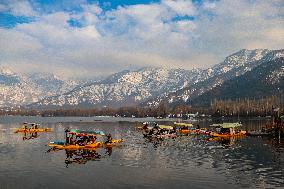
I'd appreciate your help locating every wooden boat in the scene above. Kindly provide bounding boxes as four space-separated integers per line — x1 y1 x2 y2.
48 129 122 150
49 139 123 150
174 122 194 127
14 122 52 133
174 122 196 134
209 122 246 138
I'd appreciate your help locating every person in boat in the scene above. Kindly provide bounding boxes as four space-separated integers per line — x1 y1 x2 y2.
142 123 148 130
169 126 176 134
152 123 160 135
181 126 187 130
142 124 149 136
153 123 159 130
76 136 85 146
105 134 113 144
148 128 154 136
68 136 74 145
153 128 160 136
220 127 230 134
83 136 89 145
85 136 93 145
65 128 70 144
88 135 96 144
68 133 75 145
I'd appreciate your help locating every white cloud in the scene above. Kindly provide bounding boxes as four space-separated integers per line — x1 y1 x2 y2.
82 3 102 15
0 0 283 79
162 0 195 16
7 1 37 17
0 4 8 12
174 20 196 33
0 28 42 57
202 2 216 9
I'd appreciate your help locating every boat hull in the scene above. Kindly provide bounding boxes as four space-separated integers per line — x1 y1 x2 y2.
210 131 246 138
15 128 52 133
48 139 123 150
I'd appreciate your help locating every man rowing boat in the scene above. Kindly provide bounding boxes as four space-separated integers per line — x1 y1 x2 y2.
105 134 113 144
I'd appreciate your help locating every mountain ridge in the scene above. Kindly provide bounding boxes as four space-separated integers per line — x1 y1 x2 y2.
1 48 283 109
0 67 78 108
141 49 284 107
27 67 204 109
190 57 284 106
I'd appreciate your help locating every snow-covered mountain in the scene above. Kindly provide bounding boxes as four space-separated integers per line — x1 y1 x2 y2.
28 73 77 97
28 67 206 109
191 57 284 106
3 48 283 109
0 67 77 108
142 49 284 107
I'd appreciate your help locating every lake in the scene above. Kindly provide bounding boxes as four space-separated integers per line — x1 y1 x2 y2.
0 116 283 189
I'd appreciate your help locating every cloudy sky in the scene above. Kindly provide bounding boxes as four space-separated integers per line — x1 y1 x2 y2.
0 0 283 78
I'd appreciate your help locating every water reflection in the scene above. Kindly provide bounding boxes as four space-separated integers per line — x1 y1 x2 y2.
205 136 284 188
0 118 283 189
22 132 39 140
211 137 236 147
105 146 113 156
64 149 102 167
47 147 114 168
131 124 284 188
207 136 245 148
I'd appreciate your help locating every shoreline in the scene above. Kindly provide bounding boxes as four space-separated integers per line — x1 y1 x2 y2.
0 115 272 124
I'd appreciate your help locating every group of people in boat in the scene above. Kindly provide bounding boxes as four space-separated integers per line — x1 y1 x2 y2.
141 121 247 138
65 129 113 146
142 123 176 137
262 116 284 136
23 123 39 130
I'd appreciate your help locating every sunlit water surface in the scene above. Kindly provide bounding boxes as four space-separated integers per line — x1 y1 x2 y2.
0 116 283 189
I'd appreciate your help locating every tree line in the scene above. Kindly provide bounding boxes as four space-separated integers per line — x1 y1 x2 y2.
0 104 209 117
211 94 284 117
1 94 283 117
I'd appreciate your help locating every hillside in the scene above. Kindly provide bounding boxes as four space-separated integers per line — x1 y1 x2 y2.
142 49 284 107
190 57 284 106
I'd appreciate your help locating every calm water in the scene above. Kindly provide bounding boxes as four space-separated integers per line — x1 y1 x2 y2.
0 116 283 189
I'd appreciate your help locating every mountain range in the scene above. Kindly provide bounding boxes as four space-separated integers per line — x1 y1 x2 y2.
142 49 284 107
0 67 77 108
1 48 283 109
190 57 284 106
28 68 205 109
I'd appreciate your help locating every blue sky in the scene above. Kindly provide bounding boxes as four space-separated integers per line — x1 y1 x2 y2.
0 0 283 78
0 0 200 28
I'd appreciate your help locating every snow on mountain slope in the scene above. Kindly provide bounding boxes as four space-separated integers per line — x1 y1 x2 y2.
191 57 284 106
30 68 205 108
142 49 284 107
0 67 77 108
3 48 283 109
